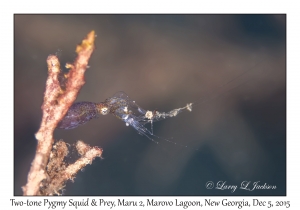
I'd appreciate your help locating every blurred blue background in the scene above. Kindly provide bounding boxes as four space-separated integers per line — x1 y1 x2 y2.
14 14 286 195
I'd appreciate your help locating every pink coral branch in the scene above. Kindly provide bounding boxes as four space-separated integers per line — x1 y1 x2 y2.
23 31 98 195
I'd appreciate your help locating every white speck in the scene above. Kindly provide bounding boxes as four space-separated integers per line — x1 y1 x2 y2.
145 111 154 120
187 103 193 112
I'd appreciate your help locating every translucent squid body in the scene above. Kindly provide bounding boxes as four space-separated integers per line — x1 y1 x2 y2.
57 91 192 140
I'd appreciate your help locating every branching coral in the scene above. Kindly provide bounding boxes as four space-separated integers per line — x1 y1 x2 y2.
23 31 103 195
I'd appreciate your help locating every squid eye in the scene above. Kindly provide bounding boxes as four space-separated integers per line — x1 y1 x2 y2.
101 107 109 115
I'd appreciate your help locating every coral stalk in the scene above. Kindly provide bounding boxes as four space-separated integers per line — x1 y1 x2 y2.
23 31 100 195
